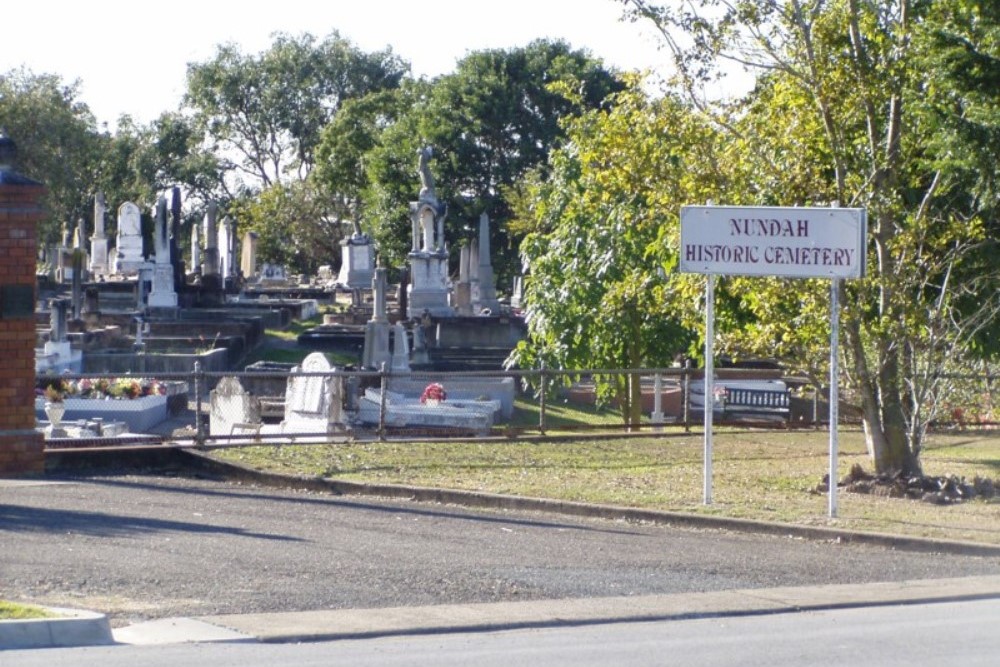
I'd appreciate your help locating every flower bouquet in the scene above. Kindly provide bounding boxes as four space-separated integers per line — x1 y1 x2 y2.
36 377 167 401
420 382 447 406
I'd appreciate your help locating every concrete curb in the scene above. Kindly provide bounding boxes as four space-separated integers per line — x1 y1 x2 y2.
179 449 1000 558
0 607 114 650
196 574 1000 644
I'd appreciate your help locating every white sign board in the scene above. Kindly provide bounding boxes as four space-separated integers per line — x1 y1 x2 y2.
680 206 866 279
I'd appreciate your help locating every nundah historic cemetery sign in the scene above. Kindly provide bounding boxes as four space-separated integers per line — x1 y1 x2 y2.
679 204 867 519
679 206 866 279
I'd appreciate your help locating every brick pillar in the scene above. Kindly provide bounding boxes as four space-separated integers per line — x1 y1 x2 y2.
0 131 45 476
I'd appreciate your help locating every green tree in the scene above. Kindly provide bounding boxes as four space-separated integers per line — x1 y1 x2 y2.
229 179 340 274
0 68 101 244
624 0 1000 475
185 31 407 188
511 83 715 423
360 40 624 281
312 87 415 244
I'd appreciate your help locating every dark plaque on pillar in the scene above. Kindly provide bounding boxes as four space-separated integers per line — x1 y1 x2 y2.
0 285 34 318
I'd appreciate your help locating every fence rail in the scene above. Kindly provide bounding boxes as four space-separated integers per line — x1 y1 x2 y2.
36 364 996 450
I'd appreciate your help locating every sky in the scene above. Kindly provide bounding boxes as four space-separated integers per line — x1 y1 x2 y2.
3 0 675 129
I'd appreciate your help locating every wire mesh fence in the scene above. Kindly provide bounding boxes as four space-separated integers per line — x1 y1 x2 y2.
36 364 997 450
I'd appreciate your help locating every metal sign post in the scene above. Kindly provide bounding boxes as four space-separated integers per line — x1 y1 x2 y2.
828 279 841 517
679 205 866 516
703 274 715 505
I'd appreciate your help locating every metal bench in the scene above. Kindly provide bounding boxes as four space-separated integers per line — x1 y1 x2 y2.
720 386 790 421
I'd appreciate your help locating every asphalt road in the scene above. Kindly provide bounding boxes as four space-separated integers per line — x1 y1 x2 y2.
7 599 1000 666
2 473 998 628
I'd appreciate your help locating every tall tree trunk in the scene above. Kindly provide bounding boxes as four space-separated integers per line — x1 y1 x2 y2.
845 311 921 476
876 343 922 476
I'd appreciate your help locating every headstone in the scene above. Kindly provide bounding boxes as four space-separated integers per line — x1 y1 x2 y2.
82 285 100 327
407 147 453 318
397 266 410 319
210 376 262 437
282 352 344 433
337 225 375 289
362 267 392 370
410 320 430 365
390 322 411 373
147 197 178 308
50 298 68 343
474 212 501 314
202 202 219 277
82 286 100 315
190 222 201 273
218 215 234 280
114 201 144 276
511 275 525 310
153 197 170 265
453 243 473 315
259 263 287 283
241 231 258 279
70 250 83 319
170 186 184 291
89 192 109 277
40 298 77 374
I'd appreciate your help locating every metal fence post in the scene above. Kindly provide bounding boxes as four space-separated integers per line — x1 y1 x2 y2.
813 383 820 430
193 361 205 447
682 359 691 432
539 362 547 435
378 363 388 441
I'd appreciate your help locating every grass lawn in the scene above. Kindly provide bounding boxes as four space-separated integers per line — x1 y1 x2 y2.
212 424 1000 546
0 600 54 620
240 311 358 368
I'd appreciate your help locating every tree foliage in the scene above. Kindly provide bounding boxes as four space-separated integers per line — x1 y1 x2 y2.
623 0 1000 474
185 31 407 189
354 40 624 280
0 68 101 244
511 82 717 422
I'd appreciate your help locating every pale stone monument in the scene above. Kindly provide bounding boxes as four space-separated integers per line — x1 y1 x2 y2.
452 243 473 315
337 219 375 289
259 262 287 283
89 192 109 278
114 201 144 276
390 322 411 373
202 202 219 278
511 275 525 310
190 222 201 274
147 196 178 308
218 215 234 280
362 266 392 370
281 352 344 433
473 212 501 314
63 219 88 284
407 147 453 318
241 231 258 279
210 377 262 437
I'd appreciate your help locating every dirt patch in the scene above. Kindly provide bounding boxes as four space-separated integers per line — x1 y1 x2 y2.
817 463 997 504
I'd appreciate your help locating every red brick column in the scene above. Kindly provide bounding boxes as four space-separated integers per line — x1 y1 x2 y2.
0 134 46 476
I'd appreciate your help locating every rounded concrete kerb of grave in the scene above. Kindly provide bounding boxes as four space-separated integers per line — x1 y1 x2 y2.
0 607 115 650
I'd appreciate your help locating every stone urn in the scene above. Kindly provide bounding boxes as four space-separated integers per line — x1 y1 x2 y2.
44 401 66 429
